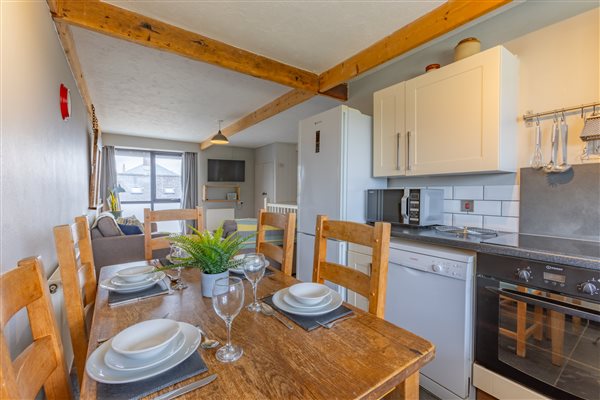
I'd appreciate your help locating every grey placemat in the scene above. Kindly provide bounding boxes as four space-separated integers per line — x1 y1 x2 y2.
96 351 208 400
263 295 353 331
108 279 170 306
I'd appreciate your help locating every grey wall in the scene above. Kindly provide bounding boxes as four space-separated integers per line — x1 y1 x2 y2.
102 133 255 218
346 1 598 188
1 2 89 357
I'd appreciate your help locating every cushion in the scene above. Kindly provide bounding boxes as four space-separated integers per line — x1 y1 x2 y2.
118 223 143 235
117 215 144 231
90 227 103 239
95 213 123 237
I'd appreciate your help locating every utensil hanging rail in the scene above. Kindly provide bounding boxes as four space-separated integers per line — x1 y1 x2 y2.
523 101 600 122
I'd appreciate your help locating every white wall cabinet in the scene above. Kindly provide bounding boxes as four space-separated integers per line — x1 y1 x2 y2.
373 46 519 177
373 82 406 177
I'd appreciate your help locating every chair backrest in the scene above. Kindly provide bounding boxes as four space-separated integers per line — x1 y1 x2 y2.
144 207 204 260
312 215 391 318
0 257 72 400
256 209 296 276
53 215 97 386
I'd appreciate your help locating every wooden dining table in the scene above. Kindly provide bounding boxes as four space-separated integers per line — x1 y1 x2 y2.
82 264 435 399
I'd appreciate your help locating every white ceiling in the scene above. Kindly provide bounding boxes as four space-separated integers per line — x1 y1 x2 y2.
72 26 290 143
105 0 443 73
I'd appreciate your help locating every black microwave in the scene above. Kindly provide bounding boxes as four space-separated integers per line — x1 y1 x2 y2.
366 188 444 227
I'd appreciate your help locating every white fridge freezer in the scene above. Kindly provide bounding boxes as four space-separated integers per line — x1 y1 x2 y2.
296 105 386 283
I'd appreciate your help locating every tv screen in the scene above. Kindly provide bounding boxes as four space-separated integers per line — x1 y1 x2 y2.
207 159 245 182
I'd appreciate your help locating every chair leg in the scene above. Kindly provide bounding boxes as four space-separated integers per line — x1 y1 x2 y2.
533 306 544 341
516 299 527 357
550 308 565 366
394 372 420 400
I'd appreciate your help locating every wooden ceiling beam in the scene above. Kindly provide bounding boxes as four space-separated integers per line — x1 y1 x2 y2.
200 89 316 150
319 0 513 92
52 0 320 93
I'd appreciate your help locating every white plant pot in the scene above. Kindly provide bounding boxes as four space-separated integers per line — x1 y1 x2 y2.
201 270 229 298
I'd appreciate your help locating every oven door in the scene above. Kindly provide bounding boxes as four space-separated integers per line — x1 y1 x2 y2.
476 275 600 400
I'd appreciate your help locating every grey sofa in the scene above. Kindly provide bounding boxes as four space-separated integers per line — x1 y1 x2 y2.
90 214 169 273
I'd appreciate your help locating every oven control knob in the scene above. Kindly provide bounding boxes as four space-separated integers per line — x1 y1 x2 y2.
517 269 531 282
579 282 598 295
431 264 443 273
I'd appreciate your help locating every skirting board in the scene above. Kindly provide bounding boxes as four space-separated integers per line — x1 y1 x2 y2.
472 364 549 400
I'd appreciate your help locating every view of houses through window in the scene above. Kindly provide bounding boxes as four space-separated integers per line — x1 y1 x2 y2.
115 148 183 232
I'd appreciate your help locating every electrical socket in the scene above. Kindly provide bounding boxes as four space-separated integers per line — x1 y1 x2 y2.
461 200 474 212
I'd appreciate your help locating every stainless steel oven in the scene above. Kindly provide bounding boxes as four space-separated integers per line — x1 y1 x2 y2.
476 253 600 400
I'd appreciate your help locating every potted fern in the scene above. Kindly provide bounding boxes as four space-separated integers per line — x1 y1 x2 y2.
167 225 251 297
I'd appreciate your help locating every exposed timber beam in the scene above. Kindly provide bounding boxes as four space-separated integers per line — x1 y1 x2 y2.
319 0 513 92
200 89 316 150
52 0 320 93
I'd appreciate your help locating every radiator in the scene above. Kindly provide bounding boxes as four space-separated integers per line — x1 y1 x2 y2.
48 266 75 369
205 208 235 231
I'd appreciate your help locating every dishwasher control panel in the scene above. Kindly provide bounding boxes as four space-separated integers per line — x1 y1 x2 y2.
389 247 470 280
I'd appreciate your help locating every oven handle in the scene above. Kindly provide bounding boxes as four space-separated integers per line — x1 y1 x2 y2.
486 287 600 323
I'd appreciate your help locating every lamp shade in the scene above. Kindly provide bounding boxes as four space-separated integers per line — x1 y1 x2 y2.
210 130 229 144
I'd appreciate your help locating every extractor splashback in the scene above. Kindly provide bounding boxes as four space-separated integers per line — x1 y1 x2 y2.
520 164 600 241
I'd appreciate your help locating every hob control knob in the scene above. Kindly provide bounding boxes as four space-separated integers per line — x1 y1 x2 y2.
432 264 443 273
579 282 598 295
517 269 531 282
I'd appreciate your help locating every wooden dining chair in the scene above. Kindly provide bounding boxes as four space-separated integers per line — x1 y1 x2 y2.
0 257 73 400
144 207 204 260
53 215 97 387
312 215 391 318
256 209 296 276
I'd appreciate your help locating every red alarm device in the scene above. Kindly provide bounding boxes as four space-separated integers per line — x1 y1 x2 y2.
60 83 71 120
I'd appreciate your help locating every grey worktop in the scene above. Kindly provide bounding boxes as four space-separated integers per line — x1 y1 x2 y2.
390 227 600 271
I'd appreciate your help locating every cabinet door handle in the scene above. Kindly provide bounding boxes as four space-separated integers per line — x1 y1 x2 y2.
406 131 411 171
396 132 401 170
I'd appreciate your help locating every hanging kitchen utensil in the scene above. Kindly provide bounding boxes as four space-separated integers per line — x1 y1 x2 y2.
530 118 543 169
544 117 559 173
553 113 571 172
580 106 600 158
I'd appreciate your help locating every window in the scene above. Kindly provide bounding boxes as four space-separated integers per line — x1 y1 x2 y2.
115 149 183 232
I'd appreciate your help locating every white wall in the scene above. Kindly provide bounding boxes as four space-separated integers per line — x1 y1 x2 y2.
254 142 297 215
1 1 89 359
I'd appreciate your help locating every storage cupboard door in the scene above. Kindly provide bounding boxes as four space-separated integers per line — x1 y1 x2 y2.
373 83 406 177
405 48 501 175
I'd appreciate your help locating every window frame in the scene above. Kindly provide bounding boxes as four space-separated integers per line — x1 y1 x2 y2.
115 148 183 209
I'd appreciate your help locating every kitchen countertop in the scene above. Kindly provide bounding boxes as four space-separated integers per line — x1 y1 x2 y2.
389 227 600 271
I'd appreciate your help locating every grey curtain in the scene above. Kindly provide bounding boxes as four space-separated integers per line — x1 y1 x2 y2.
180 152 198 232
99 146 117 211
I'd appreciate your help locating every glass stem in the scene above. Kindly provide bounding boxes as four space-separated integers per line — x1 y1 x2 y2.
252 283 258 305
226 319 232 348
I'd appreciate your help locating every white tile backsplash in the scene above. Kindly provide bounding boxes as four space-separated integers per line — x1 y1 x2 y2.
454 186 484 200
502 201 520 217
484 216 519 233
453 214 483 228
428 184 519 232
484 185 520 201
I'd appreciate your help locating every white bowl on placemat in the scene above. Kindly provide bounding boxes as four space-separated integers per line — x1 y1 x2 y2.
100 272 165 294
288 283 330 305
283 292 332 310
86 322 201 384
111 319 181 360
116 265 155 283
273 287 343 316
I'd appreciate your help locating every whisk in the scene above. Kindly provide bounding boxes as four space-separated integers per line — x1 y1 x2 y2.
530 120 543 169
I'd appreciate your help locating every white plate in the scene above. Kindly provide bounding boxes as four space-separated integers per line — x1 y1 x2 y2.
104 331 185 372
229 260 269 274
283 292 332 310
116 265 156 282
99 272 165 293
273 287 342 316
86 322 201 384
110 272 158 287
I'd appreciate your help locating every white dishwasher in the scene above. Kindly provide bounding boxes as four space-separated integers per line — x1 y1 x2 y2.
385 240 476 400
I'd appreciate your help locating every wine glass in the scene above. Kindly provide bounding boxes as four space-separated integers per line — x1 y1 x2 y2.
168 245 188 290
242 253 266 312
212 277 245 363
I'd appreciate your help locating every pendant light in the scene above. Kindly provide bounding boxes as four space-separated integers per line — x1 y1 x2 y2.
210 120 229 145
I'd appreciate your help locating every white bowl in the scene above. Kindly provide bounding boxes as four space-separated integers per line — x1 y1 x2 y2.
116 265 155 283
111 319 181 360
288 283 330 306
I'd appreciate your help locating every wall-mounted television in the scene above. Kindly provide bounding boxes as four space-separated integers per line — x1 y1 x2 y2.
207 159 245 182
